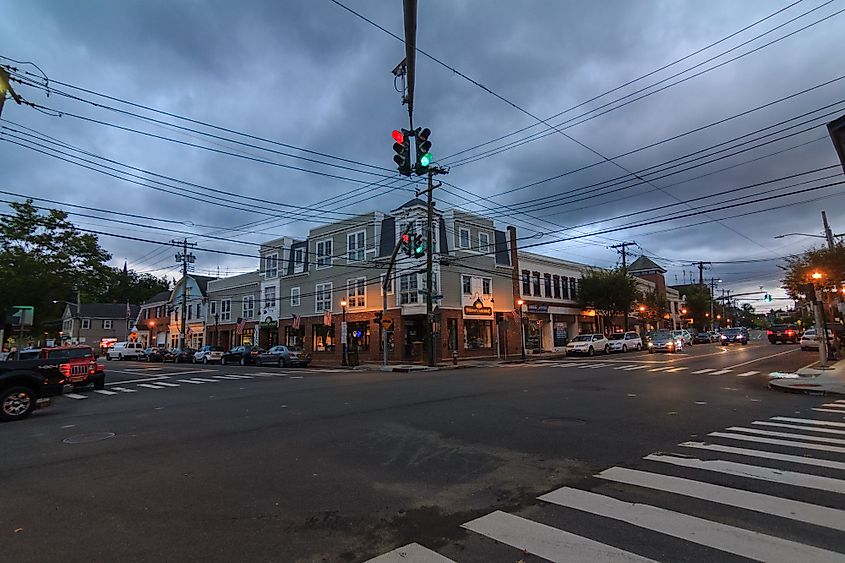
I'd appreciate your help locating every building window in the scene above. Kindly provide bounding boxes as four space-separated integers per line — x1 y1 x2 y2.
571 278 578 300
188 304 193 319
380 273 394 295
348 321 370 352
522 270 531 295
561 277 570 299
264 286 276 309
544 273 552 298
459 228 470 249
285 326 304 348
220 299 231 322
290 287 300 307
265 253 278 278
553 275 561 298
103 320 113 330
347 277 366 308
81 318 90 330
532 272 541 296
478 232 490 254
462 275 472 295
422 272 439 295
242 296 254 319
196 303 202 318
482 278 492 296
294 248 304 266
316 239 333 268
144 309 149 319
315 282 332 312
464 320 492 350
210 301 217 316
347 230 365 262
312 324 335 352
399 273 418 304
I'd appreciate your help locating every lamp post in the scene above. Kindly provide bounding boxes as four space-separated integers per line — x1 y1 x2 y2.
148 321 155 347
214 313 219 347
517 299 526 360
340 299 348 366
810 271 832 367
638 305 647 331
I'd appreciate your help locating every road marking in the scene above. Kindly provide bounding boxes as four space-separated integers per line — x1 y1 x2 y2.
771 416 845 428
188 378 220 383
666 367 688 372
622 365 648 370
290 376 304 379
647 367 671 372
725 426 845 445
177 379 206 384
680 441 845 470
106 375 169 385
462 510 657 563
710 369 732 375
214 375 245 380
692 368 715 374
722 347 799 370
735 371 759 377
819 403 845 409
578 363 606 369
613 365 637 370
539 487 844 563
137 383 166 389
64 393 88 400
753 420 845 435
219 374 253 379
597 466 845 532
93 389 118 395
109 387 137 393
155 382 180 387
365 542 456 562
161 369 218 376
812 408 845 414
646 454 845 494
707 431 845 454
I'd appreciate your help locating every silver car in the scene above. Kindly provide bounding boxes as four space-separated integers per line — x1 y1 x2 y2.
648 331 683 353
193 345 224 364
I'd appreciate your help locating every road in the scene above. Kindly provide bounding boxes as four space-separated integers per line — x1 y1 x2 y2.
3 339 843 562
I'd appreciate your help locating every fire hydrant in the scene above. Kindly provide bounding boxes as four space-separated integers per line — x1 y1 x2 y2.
452 350 458 365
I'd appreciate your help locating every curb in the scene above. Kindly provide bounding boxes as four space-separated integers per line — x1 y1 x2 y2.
767 381 843 396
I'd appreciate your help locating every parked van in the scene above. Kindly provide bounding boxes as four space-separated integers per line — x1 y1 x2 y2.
106 341 144 360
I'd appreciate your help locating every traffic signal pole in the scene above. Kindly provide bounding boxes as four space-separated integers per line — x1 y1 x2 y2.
423 166 447 367
382 224 414 366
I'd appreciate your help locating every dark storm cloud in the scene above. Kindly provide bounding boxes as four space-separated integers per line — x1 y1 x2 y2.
1 0 842 303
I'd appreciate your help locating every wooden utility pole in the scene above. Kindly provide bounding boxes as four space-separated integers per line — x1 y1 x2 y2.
424 166 447 367
611 241 636 331
172 239 196 350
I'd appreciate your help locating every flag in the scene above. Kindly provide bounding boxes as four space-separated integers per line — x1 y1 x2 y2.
323 310 332 326
235 317 246 335
291 314 301 330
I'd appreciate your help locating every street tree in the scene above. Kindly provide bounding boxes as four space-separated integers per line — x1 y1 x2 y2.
680 284 711 331
96 261 170 305
577 268 641 333
0 199 112 330
640 289 668 329
782 244 845 297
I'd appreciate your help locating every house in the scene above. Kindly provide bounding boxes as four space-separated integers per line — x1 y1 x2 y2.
167 275 216 349
205 272 261 350
135 290 172 347
61 303 140 351
628 256 683 329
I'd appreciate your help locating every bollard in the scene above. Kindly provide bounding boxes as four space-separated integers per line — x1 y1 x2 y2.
452 350 458 365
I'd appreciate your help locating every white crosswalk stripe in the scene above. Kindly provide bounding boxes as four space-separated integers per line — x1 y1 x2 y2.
137 383 165 389
155 382 180 387
109 387 137 393
214 375 246 380
539 487 845 563
819 403 845 409
707 430 845 454
188 378 220 383
647 367 671 372
613 365 638 370
462 511 657 563
691 368 715 374
177 379 205 384
219 374 254 379
680 440 845 470
735 370 759 377
752 420 845 435
812 407 845 414
725 426 845 445
622 365 648 370
710 369 732 375
93 389 118 395
665 367 687 372
64 393 87 400
771 416 845 428
365 543 455 562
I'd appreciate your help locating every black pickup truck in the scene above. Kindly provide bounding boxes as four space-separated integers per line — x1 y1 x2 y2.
0 359 71 422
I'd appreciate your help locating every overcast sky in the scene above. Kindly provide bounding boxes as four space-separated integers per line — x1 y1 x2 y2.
2 0 843 311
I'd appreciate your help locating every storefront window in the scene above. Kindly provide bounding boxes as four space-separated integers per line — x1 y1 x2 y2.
553 321 568 347
241 328 254 346
313 323 335 352
464 320 492 350
285 326 304 348
347 321 370 351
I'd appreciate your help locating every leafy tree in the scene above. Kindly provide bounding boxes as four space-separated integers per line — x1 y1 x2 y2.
641 289 669 328
679 284 712 331
96 262 170 304
782 244 845 297
0 200 112 330
577 268 641 333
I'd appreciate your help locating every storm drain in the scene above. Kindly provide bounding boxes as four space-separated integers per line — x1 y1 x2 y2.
62 432 115 444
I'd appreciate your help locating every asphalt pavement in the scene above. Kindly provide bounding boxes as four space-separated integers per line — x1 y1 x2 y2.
2 340 842 562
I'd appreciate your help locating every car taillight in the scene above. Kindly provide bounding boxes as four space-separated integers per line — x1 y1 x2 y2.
767 330 773 335
786 330 794 335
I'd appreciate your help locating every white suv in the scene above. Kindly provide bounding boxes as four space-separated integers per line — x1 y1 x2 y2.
565 334 610 356
608 331 643 353
193 345 225 364
106 341 144 360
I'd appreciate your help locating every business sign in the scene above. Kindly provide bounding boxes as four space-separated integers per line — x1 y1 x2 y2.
464 298 492 317
259 320 278 329
527 304 549 313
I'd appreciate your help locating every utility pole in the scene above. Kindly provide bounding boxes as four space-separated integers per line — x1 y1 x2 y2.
424 166 447 367
75 287 81 344
172 239 196 350
610 241 636 330
382 224 414 366
708 278 720 331
694 261 711 286
822 211 836 250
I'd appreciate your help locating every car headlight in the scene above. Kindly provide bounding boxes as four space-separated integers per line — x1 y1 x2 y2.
647 342 653 347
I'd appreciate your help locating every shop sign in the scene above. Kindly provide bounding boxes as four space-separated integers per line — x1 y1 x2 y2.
259 320 278 329
464 298 492 316
527 304 549 313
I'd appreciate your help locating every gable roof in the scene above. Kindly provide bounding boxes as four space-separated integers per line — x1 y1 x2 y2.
144 291 172 304
628 255 666 274
394 198 427 211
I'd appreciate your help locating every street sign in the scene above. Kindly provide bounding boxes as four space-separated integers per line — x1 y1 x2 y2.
380 318 394 331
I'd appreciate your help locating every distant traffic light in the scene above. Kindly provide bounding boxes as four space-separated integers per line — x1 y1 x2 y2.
414 127 432 175
392 129 411 176
412 234 426 258
400 232 412 256
763 293 773 303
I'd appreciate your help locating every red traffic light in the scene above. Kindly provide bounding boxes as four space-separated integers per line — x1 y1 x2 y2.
401 233 410 243
391 130 404 144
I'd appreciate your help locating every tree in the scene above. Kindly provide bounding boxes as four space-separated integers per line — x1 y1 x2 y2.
96 262 170 304
680 284 712 331
577 268 641 333
0 200 112 331
641 289 669 328
782 244 845 298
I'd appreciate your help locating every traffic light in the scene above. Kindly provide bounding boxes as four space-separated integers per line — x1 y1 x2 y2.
414 127 432 175
400 231 412 256
763 293 773 303
392 129 411 176
412 234 426 257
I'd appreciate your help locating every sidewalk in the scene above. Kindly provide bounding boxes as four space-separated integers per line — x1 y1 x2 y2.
768 359 845 396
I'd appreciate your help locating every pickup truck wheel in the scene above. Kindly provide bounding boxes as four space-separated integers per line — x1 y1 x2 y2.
1 386 37 422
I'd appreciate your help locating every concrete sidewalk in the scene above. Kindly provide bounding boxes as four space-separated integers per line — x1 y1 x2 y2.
768 359 845 396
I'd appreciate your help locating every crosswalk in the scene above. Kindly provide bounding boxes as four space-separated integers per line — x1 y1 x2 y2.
523 361 761 377
367 406 845 562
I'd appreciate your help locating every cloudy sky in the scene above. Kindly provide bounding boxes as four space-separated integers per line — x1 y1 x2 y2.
1 0 843 311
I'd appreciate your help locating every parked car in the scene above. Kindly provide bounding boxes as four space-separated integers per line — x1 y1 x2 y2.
163 347 195 363
695 332 712 344
193 345 225 364
221 345 265 366
671 329 693 346
106 341 144 361
565 334 610 356
648 331 683 353
256 345 312 367
141 347 166 362
799 328 834 351
720 327 748 345
767 324 800 344
1 357 74 422
708 331 721 343
607 331 642 353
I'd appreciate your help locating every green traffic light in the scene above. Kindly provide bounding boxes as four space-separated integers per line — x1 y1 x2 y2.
420 152 432 167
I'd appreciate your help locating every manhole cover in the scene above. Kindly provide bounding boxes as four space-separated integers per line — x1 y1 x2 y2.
62 432 115 444
541 417 586 427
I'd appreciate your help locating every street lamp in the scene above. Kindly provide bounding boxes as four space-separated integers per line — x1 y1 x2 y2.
809 271 833 366
148 321 155 347
214 313 219 347
517 299 526 360
340 299 348 366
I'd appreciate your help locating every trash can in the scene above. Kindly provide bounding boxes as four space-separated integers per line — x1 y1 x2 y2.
347 349 359 367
